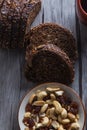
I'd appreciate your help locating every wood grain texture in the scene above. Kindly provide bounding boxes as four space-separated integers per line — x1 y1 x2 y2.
0 0 86 130
78 22 87 130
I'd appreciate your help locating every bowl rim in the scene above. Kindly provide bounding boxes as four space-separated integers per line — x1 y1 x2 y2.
78 0 87 16
18 82 86 130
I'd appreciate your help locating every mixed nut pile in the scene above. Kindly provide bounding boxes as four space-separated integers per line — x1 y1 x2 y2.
23 87 80 130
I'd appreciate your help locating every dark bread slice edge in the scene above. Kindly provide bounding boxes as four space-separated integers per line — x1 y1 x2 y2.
25 44 74 85
25 23 78 63
19 0 41 48
0 0 12 48
10 0 21 48
25 0 41 34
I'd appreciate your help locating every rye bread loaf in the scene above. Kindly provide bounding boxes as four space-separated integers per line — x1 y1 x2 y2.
0 0 41 48
25 44 74 85
25 23 78 63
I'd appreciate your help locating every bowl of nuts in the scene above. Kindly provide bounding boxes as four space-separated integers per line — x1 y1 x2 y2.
18 82 86 130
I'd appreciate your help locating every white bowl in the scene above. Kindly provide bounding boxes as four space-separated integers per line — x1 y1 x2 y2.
18 82 86 130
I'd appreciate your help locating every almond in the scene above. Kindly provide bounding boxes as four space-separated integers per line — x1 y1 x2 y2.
40 104 48 113
33 101 45 106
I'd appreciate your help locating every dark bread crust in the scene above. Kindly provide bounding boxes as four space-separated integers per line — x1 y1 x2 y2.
25 44 74 85
26 23 78 63
0 0 41 48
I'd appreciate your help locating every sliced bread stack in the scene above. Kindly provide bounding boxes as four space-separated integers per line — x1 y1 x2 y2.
0 0 41 48
25 23 78 85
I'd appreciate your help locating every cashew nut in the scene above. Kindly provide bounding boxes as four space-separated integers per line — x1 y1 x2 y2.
35 123 42 128
47 119 52 127
62 119 70 124
55 90 64 96
58 115 62 123
29 94 36 104
25 127 29 130
46 107 57 119
68 113 76 121
52 121 59 129
42 117 49 126
58 125 65 130
50 93 56 100
70 122 80 130
46 100 53 105
61 108 67 119
53 100 63 114
24 112 31 118
39 113 46 117
46 87 60 92
46 107 57 120
33 100 45 106
40 104 48 113
76 114 80 120
37 91 47 100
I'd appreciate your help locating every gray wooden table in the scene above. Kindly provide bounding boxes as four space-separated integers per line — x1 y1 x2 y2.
0 0 87 130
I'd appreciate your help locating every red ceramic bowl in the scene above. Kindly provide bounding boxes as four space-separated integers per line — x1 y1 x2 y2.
76 0 87 24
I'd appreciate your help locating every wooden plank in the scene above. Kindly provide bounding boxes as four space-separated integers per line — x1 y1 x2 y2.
61 0 79 93
61 0 76 34
31 0 43 27
43 0 62 24
79 22 87 130
0 49 21 130
19 51 36 99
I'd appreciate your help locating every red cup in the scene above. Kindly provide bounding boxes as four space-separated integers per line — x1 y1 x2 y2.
76 0 87 24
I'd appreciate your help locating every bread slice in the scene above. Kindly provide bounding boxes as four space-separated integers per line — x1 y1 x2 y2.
0 0 41 48
25 44 74 85
25 23 78 63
